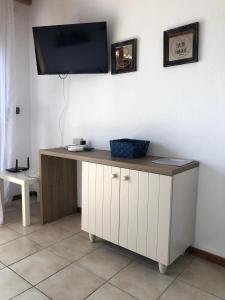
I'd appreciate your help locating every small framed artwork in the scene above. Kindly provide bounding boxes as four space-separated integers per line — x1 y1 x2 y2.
164 22 199 67
111 39 137 74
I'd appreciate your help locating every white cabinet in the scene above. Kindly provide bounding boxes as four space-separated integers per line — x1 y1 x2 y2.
82 161 198 273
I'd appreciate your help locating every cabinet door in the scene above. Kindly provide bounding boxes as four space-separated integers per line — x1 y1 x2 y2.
102 165 111 240
88 163 97 235
95 164 104 238
136 172 149 256
147 174 160 260
137 172 160 259
110 167 120 244
81 162 89 232
103 165 120 244
82 163 161 260
119 169 160 260
82 162 120 244
119 168 130 248
82 162 97 235
119 169 139 251
157 175 172 265
128 170 139 251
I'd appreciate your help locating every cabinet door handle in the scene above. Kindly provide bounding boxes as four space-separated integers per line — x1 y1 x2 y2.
122 175 130 181
111 173 118 179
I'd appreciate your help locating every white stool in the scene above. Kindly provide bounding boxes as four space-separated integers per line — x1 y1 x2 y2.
0 171 40 226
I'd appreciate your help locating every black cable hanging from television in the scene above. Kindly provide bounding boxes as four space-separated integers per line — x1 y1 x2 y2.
58 74 70 146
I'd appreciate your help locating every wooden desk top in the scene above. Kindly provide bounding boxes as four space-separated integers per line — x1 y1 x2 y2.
40 148 199 176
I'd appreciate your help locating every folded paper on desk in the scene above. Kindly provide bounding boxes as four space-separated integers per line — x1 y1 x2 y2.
152 158 194 167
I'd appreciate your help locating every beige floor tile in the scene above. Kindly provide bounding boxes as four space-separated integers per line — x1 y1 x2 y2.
78 230 90 239
168 254 195 275
48 234 104 262
30 202 41 218
0 236 42 265
37 263 105 300
27 222 79 247
0 268 31 299
0 261 5 269
5 200 39 223
13 287 50 299
78 231 106 243
56 213 81 230
87 283 136 300
5 198 41 234
8 197 39 214
11 249 70 285
5 207 39 223
110 260 174 300
4 209 22 224
179 258 225 299
77 246 132 280
105 243 139 260
7 219 42 235
137 253 194 277
0 226 21 245
159 280 221 300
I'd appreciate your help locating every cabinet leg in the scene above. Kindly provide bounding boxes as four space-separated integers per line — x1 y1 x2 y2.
89 233 96 243
36 182 40 203
21 183 30 227
158 263 167 274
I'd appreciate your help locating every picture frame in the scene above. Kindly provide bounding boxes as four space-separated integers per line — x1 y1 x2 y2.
163 22 199 67
111 39 137 75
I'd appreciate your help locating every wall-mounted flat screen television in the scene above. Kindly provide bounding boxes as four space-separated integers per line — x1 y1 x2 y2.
33 22 108 75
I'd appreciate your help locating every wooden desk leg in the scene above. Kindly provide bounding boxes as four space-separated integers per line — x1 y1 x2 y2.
21 183 30 226
36 181 40 203
40 155 77 224
0 179 4 225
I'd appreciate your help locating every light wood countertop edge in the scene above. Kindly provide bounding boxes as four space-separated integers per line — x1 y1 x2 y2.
39 148 199 176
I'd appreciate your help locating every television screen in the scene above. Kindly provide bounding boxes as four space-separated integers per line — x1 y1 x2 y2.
33 22 108 75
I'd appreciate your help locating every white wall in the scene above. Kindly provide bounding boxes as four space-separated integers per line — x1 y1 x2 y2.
28 0 225 257
14 2 31 167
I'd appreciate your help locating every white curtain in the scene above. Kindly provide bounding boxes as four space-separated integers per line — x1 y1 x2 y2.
0 0 15 224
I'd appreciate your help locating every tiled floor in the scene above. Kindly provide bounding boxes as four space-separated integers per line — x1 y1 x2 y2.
0 198 224 300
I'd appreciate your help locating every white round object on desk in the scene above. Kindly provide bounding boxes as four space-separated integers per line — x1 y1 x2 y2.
67 145 84 152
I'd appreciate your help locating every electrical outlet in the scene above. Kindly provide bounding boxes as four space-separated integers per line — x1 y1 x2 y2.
16 107 20 115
